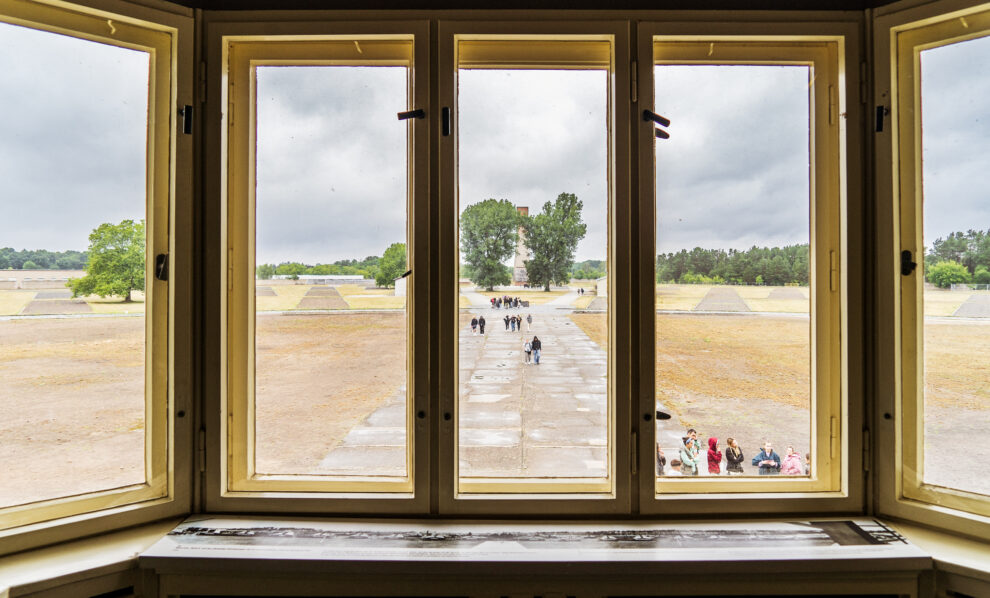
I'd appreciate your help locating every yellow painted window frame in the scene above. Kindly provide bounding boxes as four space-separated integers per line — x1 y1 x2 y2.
222 32 430 501
436 22 633 513
894 5 990 520
637 34 847 508
0 0 174 536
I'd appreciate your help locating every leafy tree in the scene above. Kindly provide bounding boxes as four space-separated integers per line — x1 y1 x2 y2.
68 220 145 302
22 260 39 270
256 264 276 279
460 198 519 291
926 260 971 289
523 193 588 291
275 262 307 276
375 242 407 288
974 265 990 285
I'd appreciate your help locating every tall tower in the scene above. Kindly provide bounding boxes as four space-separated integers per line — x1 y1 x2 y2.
512 206 529 286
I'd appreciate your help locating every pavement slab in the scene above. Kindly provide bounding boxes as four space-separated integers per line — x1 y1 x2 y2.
693 287 751 312
952 293 990 317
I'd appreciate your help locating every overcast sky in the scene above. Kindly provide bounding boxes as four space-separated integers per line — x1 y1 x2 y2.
2 23 987 263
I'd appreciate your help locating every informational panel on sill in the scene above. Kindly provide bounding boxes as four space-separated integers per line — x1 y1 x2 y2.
140 517 930 572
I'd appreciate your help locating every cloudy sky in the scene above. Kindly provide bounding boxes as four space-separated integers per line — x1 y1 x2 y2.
2 23 987 264
0 21 148 253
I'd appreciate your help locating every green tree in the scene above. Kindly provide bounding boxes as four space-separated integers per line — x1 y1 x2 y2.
926 260 972 289
22 260 39 270
375 242 407 288
256 263 276 279
68 220 145 302
973 265 990 285
460 199 519 291
523 193 588 291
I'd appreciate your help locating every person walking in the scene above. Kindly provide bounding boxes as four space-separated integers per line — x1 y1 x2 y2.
470 316 478 335
725 437 745 474
478 315 486 335
526 313 532 331
510 315 516 332
523 339 532 364
504 314 510 331
751 441 782 475
531 335 542 364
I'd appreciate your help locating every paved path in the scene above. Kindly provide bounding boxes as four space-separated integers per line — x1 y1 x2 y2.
952 293 990 317
320 288 606 478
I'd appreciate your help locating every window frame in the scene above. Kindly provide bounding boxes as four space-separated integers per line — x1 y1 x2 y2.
436 20 633 514
874 0 990 539
635 20 864 515
211 20 431 513
0 0 193 556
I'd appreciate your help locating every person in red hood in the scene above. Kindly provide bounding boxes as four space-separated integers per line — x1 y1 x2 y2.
707 437 723 475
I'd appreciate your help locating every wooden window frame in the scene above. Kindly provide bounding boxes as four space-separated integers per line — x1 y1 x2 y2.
0 0 193 556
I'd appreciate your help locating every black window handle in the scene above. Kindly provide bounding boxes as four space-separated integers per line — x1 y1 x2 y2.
643 109 671 140
397 109 425 120
901 250 917 276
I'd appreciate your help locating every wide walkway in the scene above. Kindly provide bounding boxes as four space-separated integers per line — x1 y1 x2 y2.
321 288 611 479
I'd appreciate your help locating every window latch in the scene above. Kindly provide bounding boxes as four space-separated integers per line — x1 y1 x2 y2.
643 109 671 139
397 109 425 121
179 105 193 135
155 253 169 281
442 107 451 137
400 269 412 279
901 250 917 276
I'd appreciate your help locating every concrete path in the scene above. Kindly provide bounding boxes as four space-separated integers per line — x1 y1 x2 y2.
693 287 750 312
952 293 990 317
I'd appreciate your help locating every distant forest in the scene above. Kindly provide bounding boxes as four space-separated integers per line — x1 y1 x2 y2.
0 247 87 270
657 244 810 286
256 255 381 280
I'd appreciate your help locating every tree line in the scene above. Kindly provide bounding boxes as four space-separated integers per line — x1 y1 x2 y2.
924 229 990 288
656 244 810 286
0 247 88 270
256 242 407 289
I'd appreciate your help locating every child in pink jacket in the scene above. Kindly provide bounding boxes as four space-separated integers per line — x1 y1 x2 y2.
780 445 804 475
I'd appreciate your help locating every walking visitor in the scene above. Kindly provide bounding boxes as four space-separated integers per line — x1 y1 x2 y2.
531 335 542 364
504 315 510 330
523 339 532 364
470 316 478 335
478 315 486 335
526 313 532 331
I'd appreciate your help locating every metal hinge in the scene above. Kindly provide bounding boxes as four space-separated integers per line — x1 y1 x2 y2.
862 428 871 473
829 250 838 292
197 428 206 473
630 60 638 103
631 431 638 475
830 416 839 460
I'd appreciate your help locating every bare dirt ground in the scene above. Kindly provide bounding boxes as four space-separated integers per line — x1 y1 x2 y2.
1 305 987 506
0 317 145 508
254 312 406 474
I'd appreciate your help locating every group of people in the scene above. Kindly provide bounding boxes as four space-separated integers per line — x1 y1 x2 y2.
657 429 810 477
504 313 532 332
491 295 523 309
522 336 542 364
469 315 487 335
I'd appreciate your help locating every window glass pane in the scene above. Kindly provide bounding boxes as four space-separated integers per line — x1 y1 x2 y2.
457 63 609 485
919 34 990 497
0 22 149 507
253 65 409 478
654 64 812 479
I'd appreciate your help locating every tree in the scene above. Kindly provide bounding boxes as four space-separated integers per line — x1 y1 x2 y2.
974 265 990 285
256 264 276 279
22 260 39 270
926 260 971 289
460 199 519 291
375 242 407 288
68 220 145 302
523 192 588 291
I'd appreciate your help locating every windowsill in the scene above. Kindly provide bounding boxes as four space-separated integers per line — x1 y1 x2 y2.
2 516 988 594
0 517 180 596
887 519 990 583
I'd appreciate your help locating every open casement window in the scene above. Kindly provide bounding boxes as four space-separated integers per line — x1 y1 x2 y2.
894 6 990 523
640 38 845 501
223 33 429 502
0 0 177 543
437 25 632 510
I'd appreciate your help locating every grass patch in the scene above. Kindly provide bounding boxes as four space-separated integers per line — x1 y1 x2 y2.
925 321 990 410
0 291 36 316
86 295 146 314
257 285 308 311
924 289 970 316
745 298 809 313
574 295 596 309
342 295 406 309
336 284 391 296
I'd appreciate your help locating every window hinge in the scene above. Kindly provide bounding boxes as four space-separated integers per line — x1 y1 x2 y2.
197 428 206 473
631 431 638 475
860 61 868 104
830 416 839 460
630 60 638 103
829 250 838 292
862 428 871 473
828 84 837 126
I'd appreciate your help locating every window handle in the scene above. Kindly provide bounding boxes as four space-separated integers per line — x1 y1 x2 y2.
442 107 451 137
179 105 193 135
155 253 169 281
901 250 917 276
643 109 671 139
397 109 425 121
